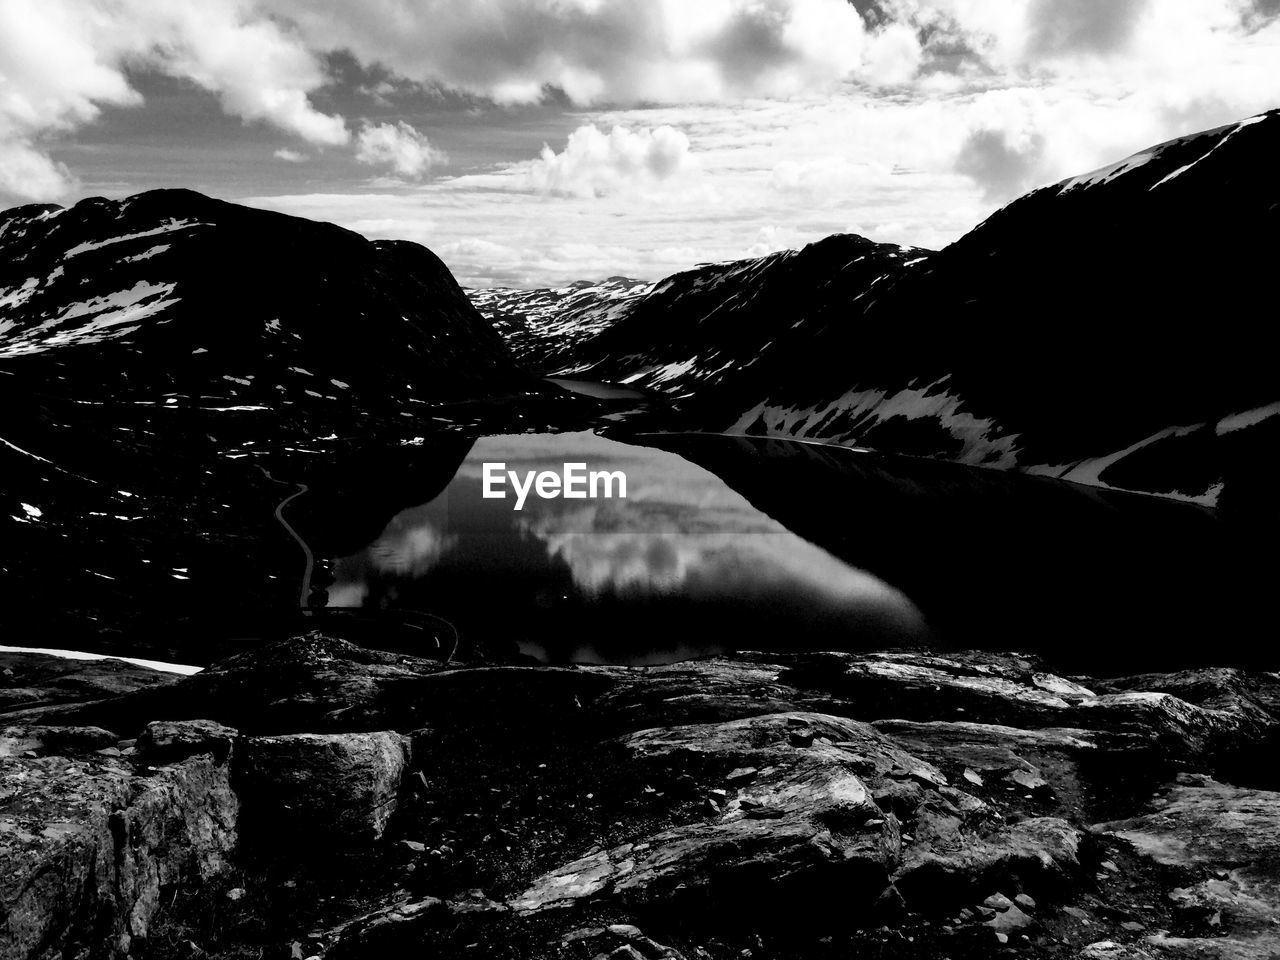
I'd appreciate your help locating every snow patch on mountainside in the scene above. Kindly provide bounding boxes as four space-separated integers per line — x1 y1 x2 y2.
64 219 207 258
470 276 651 368
1056 113 1269 194
729 379 1023 468
0 281 179 357
1151 115 1267 189
1216 400 1280 435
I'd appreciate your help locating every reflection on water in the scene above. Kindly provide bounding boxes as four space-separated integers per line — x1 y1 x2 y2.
326 432 926 664
321 429 1274 670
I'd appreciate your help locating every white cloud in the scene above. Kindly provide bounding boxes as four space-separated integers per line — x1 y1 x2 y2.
355 121 444 179
526 124 693 198
0 0 346 203
273 148 307 162
262 0 913 104
0 141 76 202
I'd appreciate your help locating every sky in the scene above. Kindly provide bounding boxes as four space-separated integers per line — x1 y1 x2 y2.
2 0 1279 288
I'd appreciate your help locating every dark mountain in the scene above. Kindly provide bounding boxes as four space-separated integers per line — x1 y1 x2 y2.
0 190 560 660
468 275 651 370
538 110 1280 513
0 188 519 413
554 236 925 399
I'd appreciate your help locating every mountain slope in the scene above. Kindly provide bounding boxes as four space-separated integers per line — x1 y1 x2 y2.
557 234 927 397
538 110 1280 512
0 190 539 658
0 189 521 417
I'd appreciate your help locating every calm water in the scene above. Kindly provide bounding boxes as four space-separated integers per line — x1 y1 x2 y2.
314 430 1273 669
322 432 925 664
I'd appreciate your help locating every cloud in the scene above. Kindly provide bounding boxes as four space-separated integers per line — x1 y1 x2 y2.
0 0 346 203
1025 0 1152 58
262 0 915 104
526 124 693 198
355 121 444 179
273 148 307 162
0 142 76 202
954 127 1047 201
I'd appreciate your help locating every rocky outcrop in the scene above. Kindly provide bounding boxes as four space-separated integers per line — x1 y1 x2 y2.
1094 776 1280 959
0 651 178 715
512 713 922 919
3 638 1279 959
0 727 238 957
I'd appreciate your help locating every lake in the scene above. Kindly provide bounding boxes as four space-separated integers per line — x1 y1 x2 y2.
314 429 1273 670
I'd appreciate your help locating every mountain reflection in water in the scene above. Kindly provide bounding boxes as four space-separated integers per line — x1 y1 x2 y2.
324 431 926 664
320 430 1273 670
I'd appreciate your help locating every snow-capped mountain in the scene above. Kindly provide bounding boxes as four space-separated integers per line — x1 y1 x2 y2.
468 276 651 370
0 189 521 416
552 236 927 397
532 110 1280 513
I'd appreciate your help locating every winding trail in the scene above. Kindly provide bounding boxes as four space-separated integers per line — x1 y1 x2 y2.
256 466 313 609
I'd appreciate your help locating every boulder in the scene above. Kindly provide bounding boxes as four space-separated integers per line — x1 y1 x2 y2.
236 730 410 848
0 750 237 958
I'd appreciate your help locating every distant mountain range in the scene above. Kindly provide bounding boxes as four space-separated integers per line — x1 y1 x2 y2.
472 109 1280 513
469 276 651 371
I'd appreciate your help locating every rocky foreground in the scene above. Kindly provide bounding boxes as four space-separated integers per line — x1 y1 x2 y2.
3 638 1279 960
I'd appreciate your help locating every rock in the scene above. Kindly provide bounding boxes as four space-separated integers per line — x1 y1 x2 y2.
726 766 758 785
1079 942 1155 960
137 719 237 765
236 730 410 847
510 713 916 919
985 891 1015 911
0 749 237 958
1032 674 1097 700
1094 777 1280 959
0 724 119 757
1075 691 1272 761
895 817 1084 910
607 923 645 939
982 892 1034 934
873 718 1122 814
227 887 246 901
1007 768 1052 796
780 652 1081 728
0 651 179 716
1015 892 1037 911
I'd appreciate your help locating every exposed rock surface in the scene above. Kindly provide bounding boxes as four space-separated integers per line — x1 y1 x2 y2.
2 637 1278 960
0 651 179 714
237 730 410 846
1094 776 1280 959
0 739 238 957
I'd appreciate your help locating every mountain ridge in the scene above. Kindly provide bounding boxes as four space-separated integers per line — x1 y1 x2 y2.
474 108 1280 513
